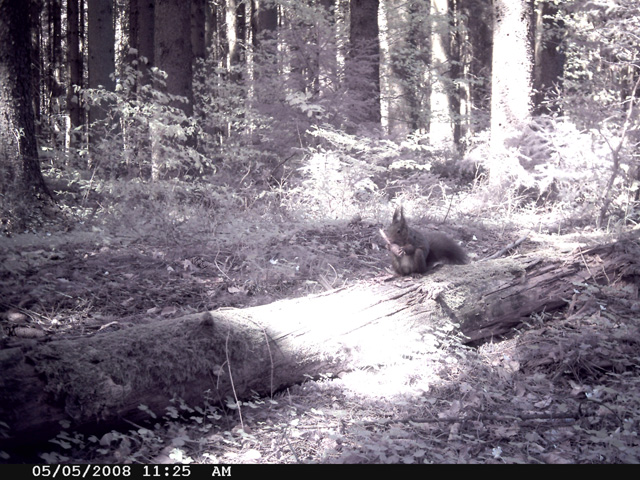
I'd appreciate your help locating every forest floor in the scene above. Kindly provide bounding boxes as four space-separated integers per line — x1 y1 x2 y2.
1 204 640 464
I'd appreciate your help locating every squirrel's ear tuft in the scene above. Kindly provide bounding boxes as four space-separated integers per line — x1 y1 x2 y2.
392 206 404 222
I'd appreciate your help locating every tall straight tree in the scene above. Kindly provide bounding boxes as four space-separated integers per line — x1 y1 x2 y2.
429 0 453 146
314 0 338 98
66 0 83 149
155 0 193 115
151 0 193 179
532 0 564 114
0 0 51 226
29 0 42 131
137 0 154 86
459 0 492 134
447 0 463 147
46 0 63 145
347 0 381 127
403 0 431 133
192 0 206 62
87 0 116 151
489 0 533 176
251 0 278 86
225 0 243 83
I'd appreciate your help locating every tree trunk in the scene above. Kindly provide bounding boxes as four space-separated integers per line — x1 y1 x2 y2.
489 0 533 181
136 0 154 84
405 0 430 133
30 0 42 134
312 0 335 98
2 234 638 455
382 0 430 135
532 0 564 114
191 0 206 61
429 0 453 146
154 0 194 110
47 0 63 147
151 0 193 179
87 0 116 157
347 0 380 127
459 0 492 134
448 0 462 147
224 0 238 74
0 0 51 228
87 0 116 114
66 0 83 149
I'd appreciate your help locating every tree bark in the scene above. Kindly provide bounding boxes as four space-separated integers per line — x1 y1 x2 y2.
66 0 83 149
151 0 193 179
86 0 116 165
429 0 453 146
136 0 154 85
2 234 638 455
191 0 206 61
459 0 492 134
347 0 380 126
489 0 534 180
87 0 116 124
532 0 564 114
0 0 51 225
46 0 63 147
154 0 194 109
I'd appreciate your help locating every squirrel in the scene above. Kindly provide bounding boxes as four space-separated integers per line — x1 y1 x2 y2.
380 207 468 276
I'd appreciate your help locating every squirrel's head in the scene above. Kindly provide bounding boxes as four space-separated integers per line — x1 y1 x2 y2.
388 206 408 238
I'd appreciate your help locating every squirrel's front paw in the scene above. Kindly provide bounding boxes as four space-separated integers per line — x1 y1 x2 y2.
389 243 405 256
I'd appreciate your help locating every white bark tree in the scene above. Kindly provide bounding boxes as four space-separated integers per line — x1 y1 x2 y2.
489 0 534 183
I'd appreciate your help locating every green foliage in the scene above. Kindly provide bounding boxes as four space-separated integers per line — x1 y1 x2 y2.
81 56 209 180
559 0 640 128
547 1 640 225
279 125 392 219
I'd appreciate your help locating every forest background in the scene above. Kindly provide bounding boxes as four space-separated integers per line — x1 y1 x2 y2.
1 0 639 465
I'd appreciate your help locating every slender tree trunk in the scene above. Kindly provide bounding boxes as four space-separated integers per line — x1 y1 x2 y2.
0 0 51 227
460 0 492 134
429 0 452 146
46 0 63 147
137 0 154 84
206 0 220 62
407 0 431 133
489 0 534 182
87 0 116 159
347 0 381 127
225 0 245 85
315 0 337 99
532 0 564 114
154 0 193 114
66 0 82 149
191 0 206 62
151 0 193 179
30 0 43 136
448 0 462 147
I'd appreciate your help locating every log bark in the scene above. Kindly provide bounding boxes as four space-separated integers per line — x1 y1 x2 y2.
459 233 640 343
1 233 638 454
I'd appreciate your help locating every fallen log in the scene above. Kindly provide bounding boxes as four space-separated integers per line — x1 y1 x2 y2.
1 232 638 456
459 233 640 343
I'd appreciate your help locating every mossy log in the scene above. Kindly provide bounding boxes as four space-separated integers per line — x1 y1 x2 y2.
1 233 638 455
